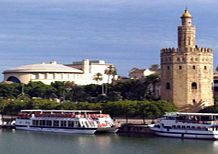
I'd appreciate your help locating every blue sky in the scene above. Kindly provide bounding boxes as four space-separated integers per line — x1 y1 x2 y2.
0 0 217 77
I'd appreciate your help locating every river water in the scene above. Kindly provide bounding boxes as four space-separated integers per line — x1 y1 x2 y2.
1 129 218 154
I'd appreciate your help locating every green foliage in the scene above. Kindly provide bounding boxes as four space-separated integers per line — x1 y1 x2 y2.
0 83 20 98
0 98 177 117
0 79 178 118
32 99 60 110
76 102 102 110
58 102 77 110
25 82 56 99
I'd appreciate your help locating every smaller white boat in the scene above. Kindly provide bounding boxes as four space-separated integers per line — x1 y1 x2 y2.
89 113 118 133
149 112 218 140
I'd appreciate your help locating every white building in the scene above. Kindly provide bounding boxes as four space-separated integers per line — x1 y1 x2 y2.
66 59 117 85
3 59 116 85
129 68 155 79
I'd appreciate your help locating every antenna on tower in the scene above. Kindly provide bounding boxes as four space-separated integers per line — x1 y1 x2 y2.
185 0 188 10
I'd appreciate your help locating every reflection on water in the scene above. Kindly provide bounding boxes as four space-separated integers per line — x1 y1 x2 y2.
0 130 218 154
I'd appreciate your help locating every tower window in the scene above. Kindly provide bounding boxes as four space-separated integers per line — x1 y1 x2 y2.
166 82 171 90
193 99 196 104
193 65 196 70
192 82 197 89
182 58 186 62
179 66 182 70
167 66 170 70
204 66 207 70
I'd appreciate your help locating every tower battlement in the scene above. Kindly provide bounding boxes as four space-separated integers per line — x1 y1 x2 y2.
161 47 213 55
161 48 179 53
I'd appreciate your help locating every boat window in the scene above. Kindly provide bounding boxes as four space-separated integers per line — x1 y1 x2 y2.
39 120 46 126
46 120 52 126
74 121 79 127
176 116 186 121
61 121 67 127
166 116 176 120
164 126 171 129
182 126 185 129
187 126 190 129
154 125 160 128
33 120 39 126
68 121 74 128
81 121 87 128
177 125 181 129
85 121 90 128
201 116 211 121
197 126 201 130
191 126 195 129
32 120 37 126
53 120 59 127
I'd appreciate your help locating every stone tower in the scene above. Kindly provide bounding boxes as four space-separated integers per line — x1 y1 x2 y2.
160 9 214 111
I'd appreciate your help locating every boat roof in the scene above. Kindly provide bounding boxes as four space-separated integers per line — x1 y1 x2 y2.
21 110 102 113
165 112 218 116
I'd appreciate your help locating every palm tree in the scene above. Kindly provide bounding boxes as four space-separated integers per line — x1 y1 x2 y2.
104 65 117 95
93 73 104 94
105 65 117 84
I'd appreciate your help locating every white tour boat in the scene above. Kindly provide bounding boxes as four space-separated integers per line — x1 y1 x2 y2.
16 110 98 134
149 112 218 140
15 110 118 134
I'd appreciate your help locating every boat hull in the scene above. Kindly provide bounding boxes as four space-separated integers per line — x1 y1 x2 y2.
150 127 218 140
95 127 118 133
16 126 97 134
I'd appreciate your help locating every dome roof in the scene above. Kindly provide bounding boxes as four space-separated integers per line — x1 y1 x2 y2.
181 9 192 18
3 61 83 74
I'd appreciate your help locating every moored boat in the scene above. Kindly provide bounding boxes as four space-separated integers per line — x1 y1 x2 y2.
90 113 118 133
15 110 118 134
149 112 218 140
16 110 98 134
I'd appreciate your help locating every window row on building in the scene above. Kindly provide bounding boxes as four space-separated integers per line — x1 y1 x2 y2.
31 73 81 80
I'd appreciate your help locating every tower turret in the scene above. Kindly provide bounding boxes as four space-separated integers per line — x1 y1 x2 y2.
178 9 196 51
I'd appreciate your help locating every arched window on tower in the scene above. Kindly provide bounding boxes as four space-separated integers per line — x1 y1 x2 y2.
192 82 197 89
166 82 171 90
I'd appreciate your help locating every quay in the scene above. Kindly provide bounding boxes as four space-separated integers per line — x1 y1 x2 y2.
117 124 152 135
114 118 154 135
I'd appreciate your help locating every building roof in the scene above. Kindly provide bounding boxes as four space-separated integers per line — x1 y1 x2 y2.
3 61 83 74
181 9 192 18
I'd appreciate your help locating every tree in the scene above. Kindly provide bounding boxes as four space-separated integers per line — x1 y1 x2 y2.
104 65 117 95
93 73 104 95
0 83 20 98
105 65 117 84
149 64 160 72
145 74 160 100
25 81 55 99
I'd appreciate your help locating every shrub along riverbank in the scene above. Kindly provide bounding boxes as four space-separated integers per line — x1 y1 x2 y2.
0 79 178 118
0 98 177 119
